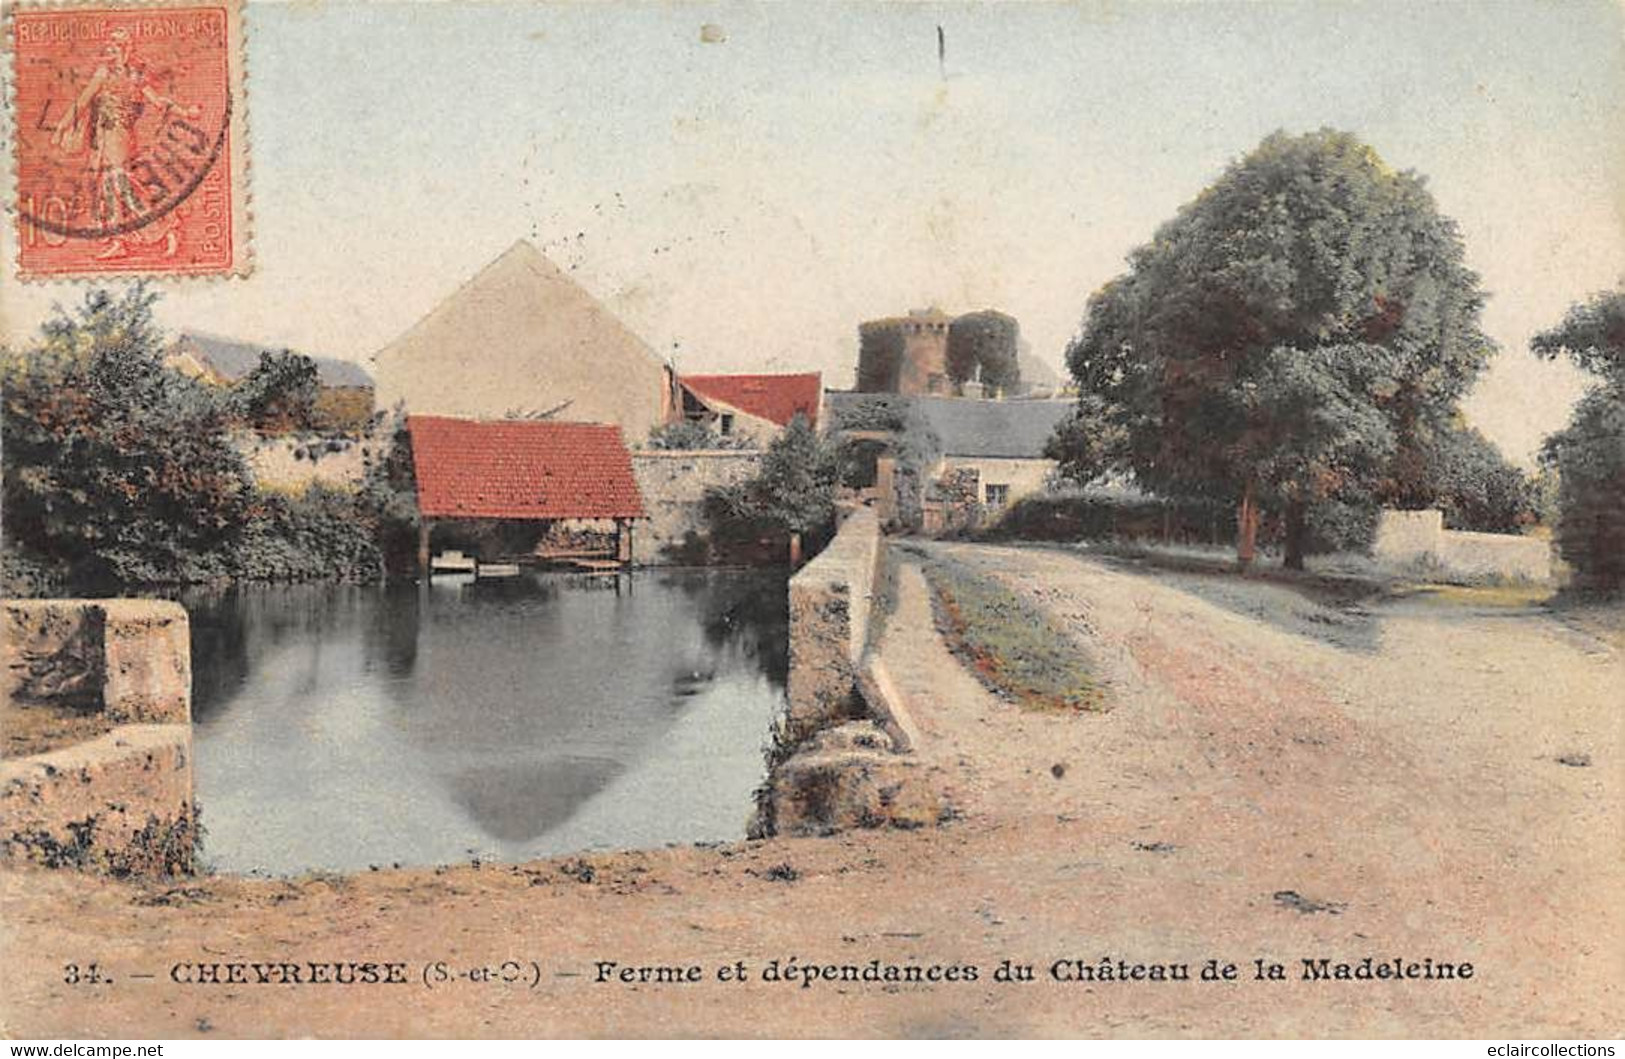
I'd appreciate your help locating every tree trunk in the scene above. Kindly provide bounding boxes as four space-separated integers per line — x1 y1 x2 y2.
1283 498 1307 571
789 531 802 568
1236 484 1259 567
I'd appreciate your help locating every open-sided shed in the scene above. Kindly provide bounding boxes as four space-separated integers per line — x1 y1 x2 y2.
407 415 646 572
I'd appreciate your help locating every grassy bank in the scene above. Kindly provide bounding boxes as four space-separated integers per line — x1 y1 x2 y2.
911 549 1105 713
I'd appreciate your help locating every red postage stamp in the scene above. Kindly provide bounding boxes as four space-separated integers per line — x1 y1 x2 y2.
8 0 248 279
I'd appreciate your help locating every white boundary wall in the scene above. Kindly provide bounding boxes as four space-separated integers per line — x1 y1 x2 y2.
1373 509 1552 584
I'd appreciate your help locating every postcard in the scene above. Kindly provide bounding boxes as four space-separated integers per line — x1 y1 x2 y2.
1 0 1620 1042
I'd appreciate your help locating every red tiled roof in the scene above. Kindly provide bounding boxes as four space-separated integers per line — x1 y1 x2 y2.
408 416 645 521
680 372 822 428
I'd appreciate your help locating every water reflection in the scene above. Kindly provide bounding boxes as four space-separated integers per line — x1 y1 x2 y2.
184 569 788 875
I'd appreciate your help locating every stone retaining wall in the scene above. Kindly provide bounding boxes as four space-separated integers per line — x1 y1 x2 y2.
630 450 763 564
785 507 882 741
1 600 195 875
759 509 946 836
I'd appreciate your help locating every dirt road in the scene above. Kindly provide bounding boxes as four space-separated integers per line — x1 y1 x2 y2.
3 544 1619 1038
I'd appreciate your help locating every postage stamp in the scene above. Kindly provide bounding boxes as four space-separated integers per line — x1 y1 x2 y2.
8 0 248 279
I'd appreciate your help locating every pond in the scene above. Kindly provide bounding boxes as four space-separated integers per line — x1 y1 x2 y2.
184 569 788 876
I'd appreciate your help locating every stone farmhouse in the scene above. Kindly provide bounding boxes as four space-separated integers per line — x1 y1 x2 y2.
824 389 1074 533
373 241 671 437
914 396 1074 511
374 239 820 447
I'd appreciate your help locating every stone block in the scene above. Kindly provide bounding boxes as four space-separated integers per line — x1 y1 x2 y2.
755 723 949 837
0 725 195 875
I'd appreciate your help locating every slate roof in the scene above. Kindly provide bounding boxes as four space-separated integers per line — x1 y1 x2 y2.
408 415 645 521
173 331 375 389
680 373 822 428
913 397 1075 458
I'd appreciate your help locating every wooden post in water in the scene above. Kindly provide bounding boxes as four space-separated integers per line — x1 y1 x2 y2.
616 519 633 565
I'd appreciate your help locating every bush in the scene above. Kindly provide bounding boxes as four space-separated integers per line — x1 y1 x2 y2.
2 287 253 588
983 491 1235 546
234 485 382 583
1422 424 1535 533
1543 386 1625 595
645 420 756 451
704 416 838 556
1533 290 1625 595
230 350 321 434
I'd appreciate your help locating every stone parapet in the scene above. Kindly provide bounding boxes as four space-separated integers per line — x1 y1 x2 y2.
1 726 195 875
757 510 950 837
785 508 881 741
1 599 195 875
3 599 191 725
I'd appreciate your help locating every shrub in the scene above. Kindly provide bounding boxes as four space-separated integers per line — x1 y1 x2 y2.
983 491 1235 547
2 287 253 589
234 485 382 583
1533 290 1625 595
1542 386 1625 595
645 419 756 451
2 287 386 588
704 416 838 558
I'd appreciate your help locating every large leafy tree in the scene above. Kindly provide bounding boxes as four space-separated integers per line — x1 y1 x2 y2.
1056 129 1492 567
1532 290 1625 594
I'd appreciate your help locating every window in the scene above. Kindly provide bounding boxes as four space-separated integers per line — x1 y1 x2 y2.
985 483 1010 507
719 414 734 436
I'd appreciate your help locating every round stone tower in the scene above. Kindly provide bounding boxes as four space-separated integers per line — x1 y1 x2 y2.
856 307 952 395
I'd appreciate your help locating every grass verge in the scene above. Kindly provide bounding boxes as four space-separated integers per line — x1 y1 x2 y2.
914 551 1106 713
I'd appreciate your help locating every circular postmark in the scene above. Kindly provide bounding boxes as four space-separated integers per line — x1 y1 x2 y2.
14 11 234 248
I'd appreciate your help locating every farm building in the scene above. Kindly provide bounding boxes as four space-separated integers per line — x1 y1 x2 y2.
407 415 646 573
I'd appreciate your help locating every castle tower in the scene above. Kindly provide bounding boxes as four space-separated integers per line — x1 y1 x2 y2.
856 307 952 395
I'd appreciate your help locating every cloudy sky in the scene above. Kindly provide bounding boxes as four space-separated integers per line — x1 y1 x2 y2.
3 1 1621 464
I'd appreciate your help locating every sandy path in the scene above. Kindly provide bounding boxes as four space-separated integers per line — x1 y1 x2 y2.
2 545 1618 1038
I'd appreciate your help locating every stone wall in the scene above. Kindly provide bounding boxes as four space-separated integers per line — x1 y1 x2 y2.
1436 530 1554 584
785 508 882 742
234 432 373 494
1373 509 1552 584
758 510 945 836
629 450 763 564
1 600 195 875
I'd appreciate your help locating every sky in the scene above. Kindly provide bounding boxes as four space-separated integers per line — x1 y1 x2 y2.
3 0 1622 465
